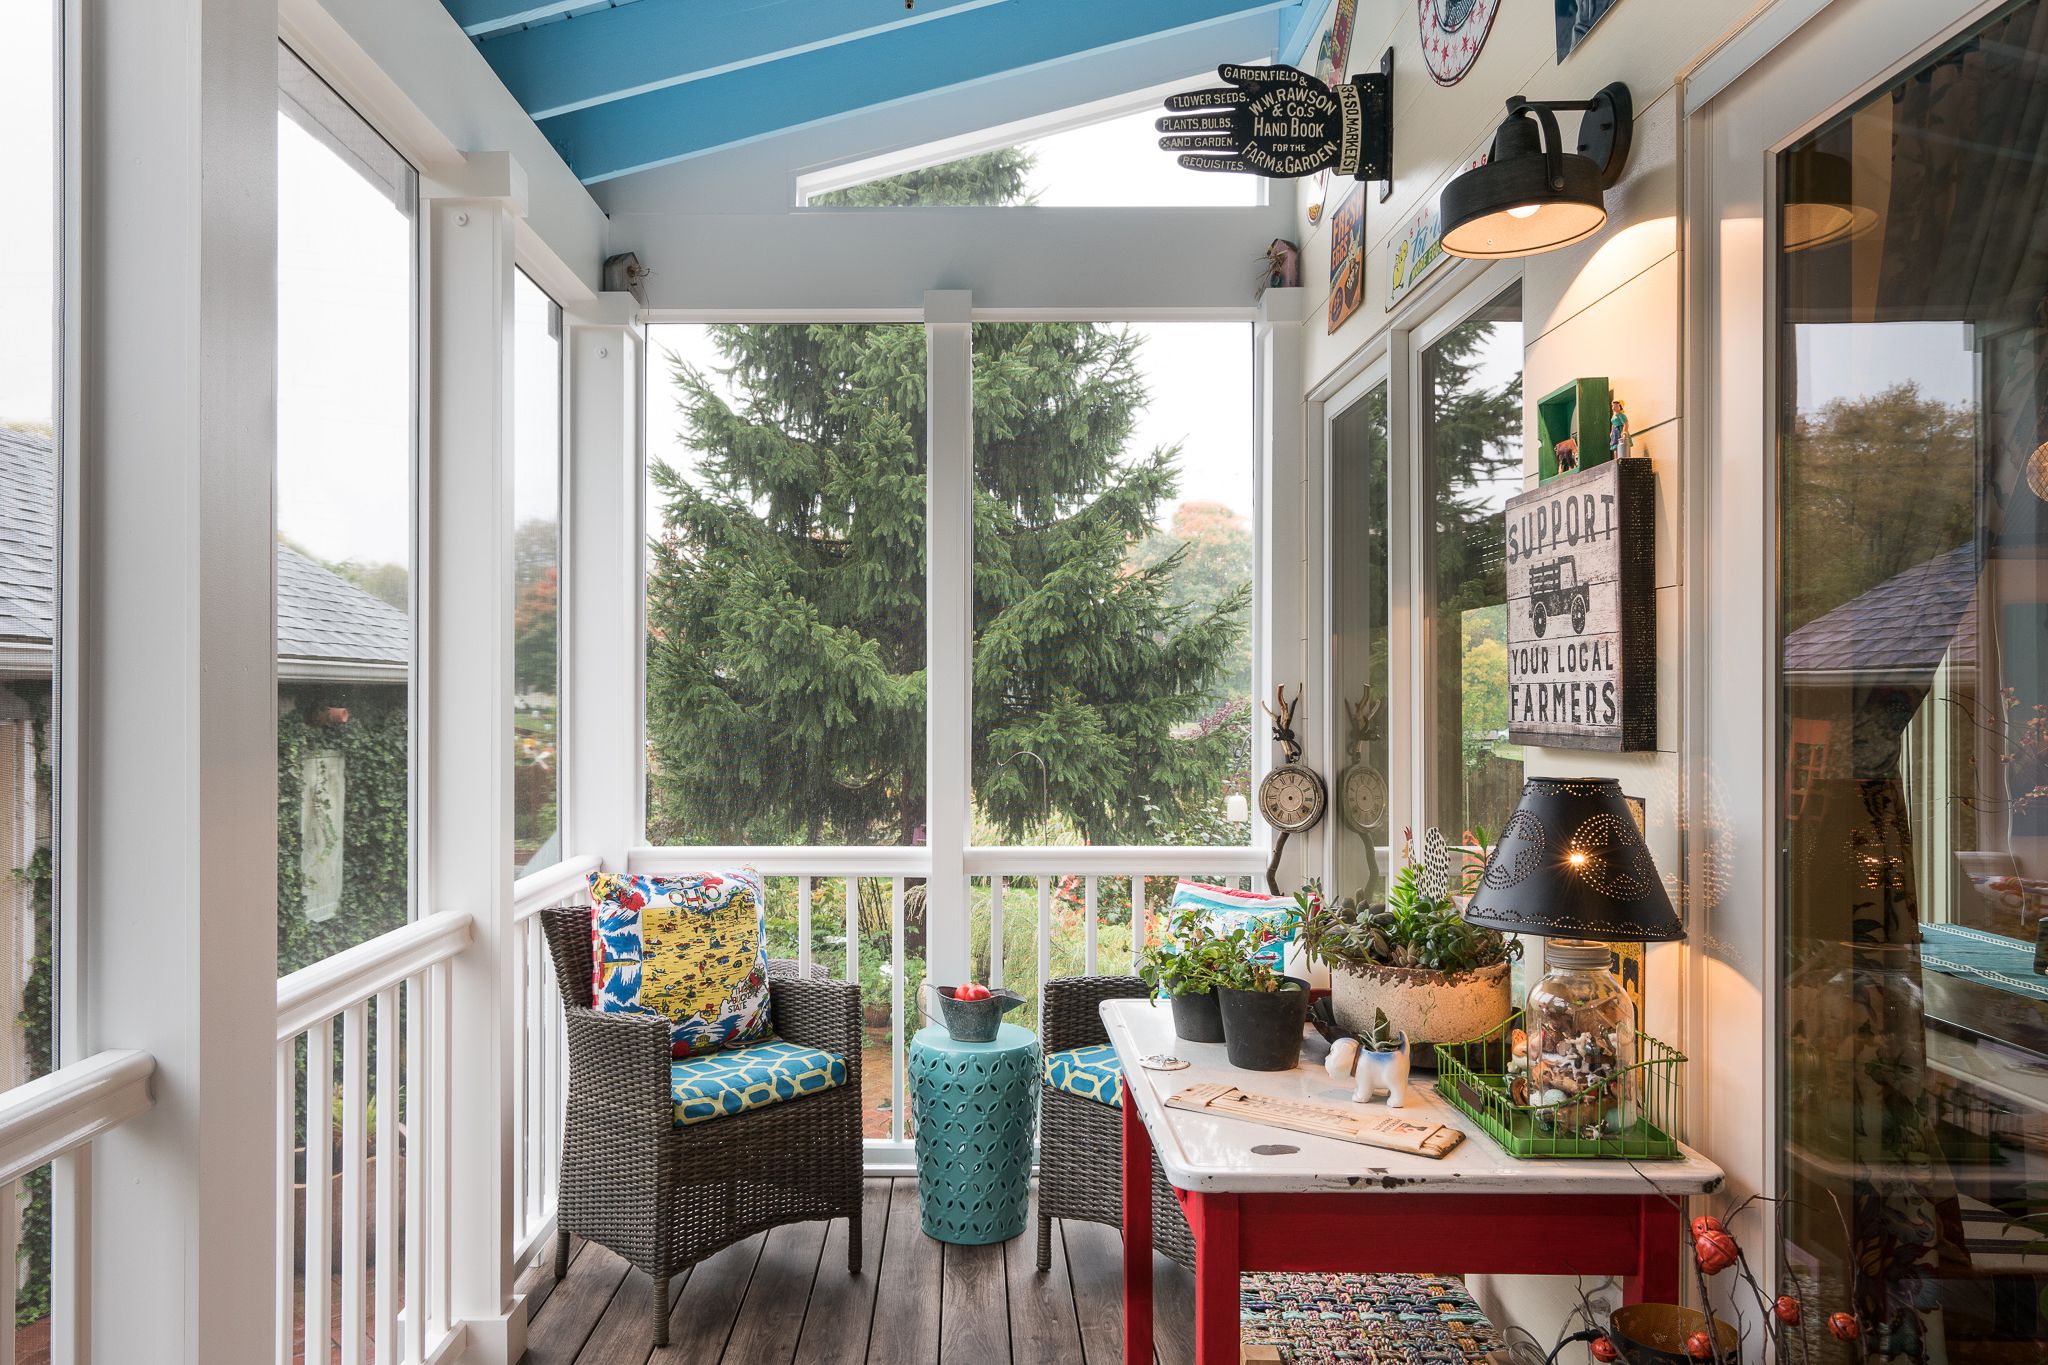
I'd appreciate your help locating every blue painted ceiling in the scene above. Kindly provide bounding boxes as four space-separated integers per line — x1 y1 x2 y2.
442 0 1319 184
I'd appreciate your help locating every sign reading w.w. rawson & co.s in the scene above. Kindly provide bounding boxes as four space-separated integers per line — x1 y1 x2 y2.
1503 458 1655 751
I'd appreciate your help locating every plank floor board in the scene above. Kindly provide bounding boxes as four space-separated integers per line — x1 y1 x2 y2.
522 1179 1196 1365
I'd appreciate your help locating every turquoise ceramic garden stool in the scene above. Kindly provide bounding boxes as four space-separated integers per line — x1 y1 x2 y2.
908 1022 1039 1244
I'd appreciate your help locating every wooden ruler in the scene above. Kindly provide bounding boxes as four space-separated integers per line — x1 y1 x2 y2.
1165 1083 1465 1159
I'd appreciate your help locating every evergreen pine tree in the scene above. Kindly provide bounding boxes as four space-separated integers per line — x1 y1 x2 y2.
646 152 1249 848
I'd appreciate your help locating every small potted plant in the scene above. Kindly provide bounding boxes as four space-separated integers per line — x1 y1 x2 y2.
1136 905 1233 1043
1210 921 1310 1071
1297 827 1520 1055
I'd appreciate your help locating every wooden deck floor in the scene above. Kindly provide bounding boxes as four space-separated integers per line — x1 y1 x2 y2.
518 1179 1199 1365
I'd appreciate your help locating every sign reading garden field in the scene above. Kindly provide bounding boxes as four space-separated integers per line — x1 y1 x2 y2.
1503 459 1655 751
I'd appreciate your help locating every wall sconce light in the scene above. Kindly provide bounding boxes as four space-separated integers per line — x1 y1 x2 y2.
1780 148 1878 252
1440 83 1633 260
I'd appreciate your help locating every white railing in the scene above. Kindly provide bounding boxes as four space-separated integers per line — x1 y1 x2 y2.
509 854 600 1266
275 911 473 1365
0 1048 155 1364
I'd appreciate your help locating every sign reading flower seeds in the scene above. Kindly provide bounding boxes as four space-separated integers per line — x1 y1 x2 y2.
1503 458 1656 751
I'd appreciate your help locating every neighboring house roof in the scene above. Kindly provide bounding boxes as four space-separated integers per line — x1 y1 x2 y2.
0 427 408 680
1783 542 1978 679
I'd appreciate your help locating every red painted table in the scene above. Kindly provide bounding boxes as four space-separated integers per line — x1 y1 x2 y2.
1101 999 1724 1365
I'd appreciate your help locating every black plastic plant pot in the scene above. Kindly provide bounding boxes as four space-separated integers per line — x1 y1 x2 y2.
1607 1305 1737 1365
1217 978 1311 1071
1169 988 1225 1043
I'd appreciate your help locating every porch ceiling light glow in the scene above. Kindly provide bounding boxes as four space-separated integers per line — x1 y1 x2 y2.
1440 83 1633 260
1780 149 1879 252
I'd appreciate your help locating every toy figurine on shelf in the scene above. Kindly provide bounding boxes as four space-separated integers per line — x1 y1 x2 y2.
1610 397 1635 458
1554 435 1580 473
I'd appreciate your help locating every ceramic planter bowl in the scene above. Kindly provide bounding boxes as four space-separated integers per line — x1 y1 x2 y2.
1330 959 1512 1052
1607 1305 1737 1365
1217 977 1311 1071
1169 988 1225 1043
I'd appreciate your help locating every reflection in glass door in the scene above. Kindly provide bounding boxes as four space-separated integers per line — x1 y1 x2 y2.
1331 380 1390 900
1777 2 2048 1355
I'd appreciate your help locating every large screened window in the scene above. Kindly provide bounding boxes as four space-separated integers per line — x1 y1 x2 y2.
1776 3 2048 1352
0 0 62 1347
275 45 417 975
1423 284 1524 842
513 270 562 876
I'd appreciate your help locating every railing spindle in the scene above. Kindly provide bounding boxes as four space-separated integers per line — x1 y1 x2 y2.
0 1176 16 1365
511 921 529 1236
990 876 1006 989
797 876 813 976
1035 876 1052 1003
341 1002 369 1365
1083 875 1099 976
843 876 859 991
404 974 425 1365
374 988 398 1365
1130 873 1147 973
890 877 906 1144
431 961 453 1340
307 1018 334 1365
277 1040 296 1365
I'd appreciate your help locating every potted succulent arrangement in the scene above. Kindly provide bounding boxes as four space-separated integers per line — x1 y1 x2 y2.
1135 904 1234 1043
1296 827 1520 1058
1209 923 1311 1072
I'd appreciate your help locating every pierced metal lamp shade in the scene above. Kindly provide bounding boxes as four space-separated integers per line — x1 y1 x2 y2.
1463 777 1683 942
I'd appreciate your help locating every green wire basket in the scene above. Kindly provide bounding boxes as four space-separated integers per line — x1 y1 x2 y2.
1434 1010 1686 1160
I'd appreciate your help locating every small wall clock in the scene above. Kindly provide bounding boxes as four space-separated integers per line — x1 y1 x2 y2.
1257 685 1327 892
1418 0 1499 87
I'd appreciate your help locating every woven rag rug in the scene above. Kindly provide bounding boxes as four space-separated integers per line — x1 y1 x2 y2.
1239 1272 1504 1365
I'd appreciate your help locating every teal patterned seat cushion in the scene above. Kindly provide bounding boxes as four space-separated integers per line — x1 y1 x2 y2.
670 1037 847 1127
1042 1044 1123 1108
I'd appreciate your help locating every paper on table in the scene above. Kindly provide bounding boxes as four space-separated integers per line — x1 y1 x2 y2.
1165 1083 1466 1159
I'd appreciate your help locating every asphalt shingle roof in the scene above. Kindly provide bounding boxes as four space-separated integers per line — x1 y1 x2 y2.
0 426 408 669
1783 542 1978 676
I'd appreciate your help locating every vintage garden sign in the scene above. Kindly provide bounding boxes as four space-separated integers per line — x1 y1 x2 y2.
1503 459 1656 751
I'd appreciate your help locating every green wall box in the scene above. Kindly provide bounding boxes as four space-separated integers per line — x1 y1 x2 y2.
1536 376 1612 482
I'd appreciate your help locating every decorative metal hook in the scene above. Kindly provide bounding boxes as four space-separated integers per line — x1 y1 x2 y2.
995 749 1051 827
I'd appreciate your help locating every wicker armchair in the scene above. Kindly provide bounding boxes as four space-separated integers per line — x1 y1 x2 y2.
1035 975 1195 1272
538 907 864 1346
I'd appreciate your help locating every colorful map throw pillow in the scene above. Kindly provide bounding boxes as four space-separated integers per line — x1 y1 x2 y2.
1164 880 1303 983
589 870 772 1058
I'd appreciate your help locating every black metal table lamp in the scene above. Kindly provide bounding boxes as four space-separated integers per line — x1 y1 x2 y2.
1463 777 1682 946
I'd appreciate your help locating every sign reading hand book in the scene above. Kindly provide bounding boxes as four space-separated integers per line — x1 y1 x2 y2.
1166 1083 1465 1159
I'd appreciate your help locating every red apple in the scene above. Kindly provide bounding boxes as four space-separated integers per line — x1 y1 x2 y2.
953 982 991 1002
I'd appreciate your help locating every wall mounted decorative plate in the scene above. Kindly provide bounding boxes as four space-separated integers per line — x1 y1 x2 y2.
1418 0 1499 86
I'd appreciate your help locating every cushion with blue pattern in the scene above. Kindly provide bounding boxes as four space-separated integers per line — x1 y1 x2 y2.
1042 1044 1123 1108
671 1037 847 1127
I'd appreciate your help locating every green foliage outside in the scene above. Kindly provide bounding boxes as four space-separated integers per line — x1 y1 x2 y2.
809 147 1038 208
1780 381 1976 635
277 684 410 978
8 683 51 1327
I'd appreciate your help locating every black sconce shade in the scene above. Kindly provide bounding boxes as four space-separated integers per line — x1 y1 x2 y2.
1441 83 1633 260
1463 777 1682 942
1780 148 1878 252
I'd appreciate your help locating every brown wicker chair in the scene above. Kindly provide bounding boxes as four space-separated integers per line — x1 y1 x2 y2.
1036 975 1195 1272
538 907 864 1346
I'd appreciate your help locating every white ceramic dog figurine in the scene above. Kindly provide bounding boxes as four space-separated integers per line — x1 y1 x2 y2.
1324 1032 1412 1107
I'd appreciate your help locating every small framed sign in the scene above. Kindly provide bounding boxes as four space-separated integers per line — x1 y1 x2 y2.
1503 458 1655 750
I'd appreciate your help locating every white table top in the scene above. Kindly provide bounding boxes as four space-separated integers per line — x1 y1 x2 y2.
1101 998 1725 1197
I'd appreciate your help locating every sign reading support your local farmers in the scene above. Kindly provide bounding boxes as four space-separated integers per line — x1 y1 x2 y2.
1503 458 1655 751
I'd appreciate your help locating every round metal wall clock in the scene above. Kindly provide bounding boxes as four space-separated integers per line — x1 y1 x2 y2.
1259 763 1329 832
1418 0 1499 86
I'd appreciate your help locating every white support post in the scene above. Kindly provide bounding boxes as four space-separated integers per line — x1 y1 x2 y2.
1255 288 1310 894
924 290 973 987
71 1 278 1360
422 151 528 1365
562 294 645 867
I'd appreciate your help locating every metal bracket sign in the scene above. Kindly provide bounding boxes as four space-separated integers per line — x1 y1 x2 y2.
1158 58 1393 185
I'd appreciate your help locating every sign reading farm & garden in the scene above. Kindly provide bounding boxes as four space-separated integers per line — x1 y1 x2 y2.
1503 458 1655 751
